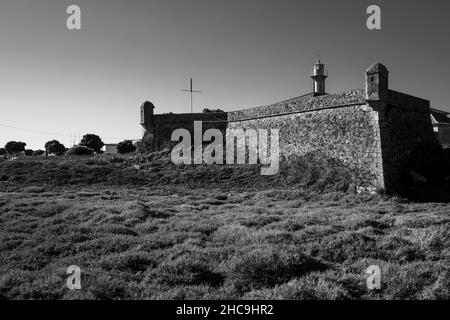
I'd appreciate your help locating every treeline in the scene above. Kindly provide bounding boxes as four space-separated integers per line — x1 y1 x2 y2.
0 134 137 157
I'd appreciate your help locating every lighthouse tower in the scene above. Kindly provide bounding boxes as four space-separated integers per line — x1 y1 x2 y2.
311 60 328 96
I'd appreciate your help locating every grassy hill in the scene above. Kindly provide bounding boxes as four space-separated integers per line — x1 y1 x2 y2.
0 154 448 299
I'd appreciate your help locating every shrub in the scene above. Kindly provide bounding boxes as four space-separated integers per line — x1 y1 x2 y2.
24 149 34 156
4 141 26 154
203 108 224 113
0 148 7 156
80 134 104 153
65 145 94 156
32 150 45 156
117 140 136 154
45 140 66 156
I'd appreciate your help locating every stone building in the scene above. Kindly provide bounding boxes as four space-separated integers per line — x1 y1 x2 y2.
103 144 119 154
140 62 439 193
430 108 450 148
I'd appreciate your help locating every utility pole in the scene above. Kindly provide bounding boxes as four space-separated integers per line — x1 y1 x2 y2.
182 78 201 113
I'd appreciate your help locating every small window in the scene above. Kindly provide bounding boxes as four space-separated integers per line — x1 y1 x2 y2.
370 76 374 82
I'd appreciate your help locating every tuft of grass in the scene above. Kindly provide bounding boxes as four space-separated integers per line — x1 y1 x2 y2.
23 186 46 194
244 272 351 300
34 203 69 218
228 247 328 292
99 252 156 272
382 261 449 299
154 255 224 287
301 232 379 263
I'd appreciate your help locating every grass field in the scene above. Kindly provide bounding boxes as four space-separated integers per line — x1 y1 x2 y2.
0 155 449 299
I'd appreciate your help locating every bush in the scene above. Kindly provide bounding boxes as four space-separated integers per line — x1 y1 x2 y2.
203 108 224 113
24 149 34 157
0 148 7 156
45 140 66 156
32 150 45 156
80 134 104 153
65 145 94 156
117 140 136 154
4 141 26 154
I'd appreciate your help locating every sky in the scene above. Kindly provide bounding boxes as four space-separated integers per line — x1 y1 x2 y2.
1 0 450 150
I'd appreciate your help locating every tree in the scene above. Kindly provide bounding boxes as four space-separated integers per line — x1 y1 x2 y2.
24 149 34 156
203 108 224 113
45 140 67 156
0 148 6 156
33 150 45 156
66 145 94 156
117 140 136 154
4 141 26 154
80 134 104 153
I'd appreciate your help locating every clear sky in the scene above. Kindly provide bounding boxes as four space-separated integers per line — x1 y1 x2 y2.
1 0 449 149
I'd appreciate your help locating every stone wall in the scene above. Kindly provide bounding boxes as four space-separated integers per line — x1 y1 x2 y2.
142 112 227 151
228 89 365 121
143 95 437 193
228 103 384 188
374 92 437 192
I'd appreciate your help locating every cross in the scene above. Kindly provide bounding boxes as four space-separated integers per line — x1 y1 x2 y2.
182 78 201 113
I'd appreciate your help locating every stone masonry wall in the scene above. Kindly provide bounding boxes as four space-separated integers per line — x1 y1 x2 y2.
375 93 437 192
143 83 438 193
228 89 365 121
143 113 227 151
228 104 384 188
